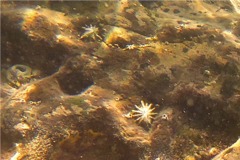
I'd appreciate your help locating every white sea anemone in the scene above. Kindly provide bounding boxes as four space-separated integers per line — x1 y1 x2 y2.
132 100 156 124
80 24 102 40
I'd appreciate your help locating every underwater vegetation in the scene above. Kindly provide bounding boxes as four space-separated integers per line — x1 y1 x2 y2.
1 0 240 160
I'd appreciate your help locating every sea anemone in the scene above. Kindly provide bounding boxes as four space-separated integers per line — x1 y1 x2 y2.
80 24 102 40
132 100 156 124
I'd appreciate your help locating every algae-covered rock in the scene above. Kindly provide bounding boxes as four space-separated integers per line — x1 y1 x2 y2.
213 138 240 160
1 1 240 160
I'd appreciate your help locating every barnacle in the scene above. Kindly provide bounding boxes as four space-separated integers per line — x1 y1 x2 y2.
80 24 102 40
6 64 40 88
132 100 156 124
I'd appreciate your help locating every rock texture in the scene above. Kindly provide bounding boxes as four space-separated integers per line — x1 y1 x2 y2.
1 1 240 160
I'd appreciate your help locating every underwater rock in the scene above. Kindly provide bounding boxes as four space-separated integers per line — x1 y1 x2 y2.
213 138 240 160
1 1 240 160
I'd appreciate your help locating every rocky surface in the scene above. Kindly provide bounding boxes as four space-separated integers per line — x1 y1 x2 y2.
1 1 240 160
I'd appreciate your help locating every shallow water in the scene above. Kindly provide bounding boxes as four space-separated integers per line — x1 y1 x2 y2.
1 1 240 160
